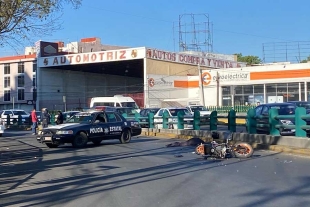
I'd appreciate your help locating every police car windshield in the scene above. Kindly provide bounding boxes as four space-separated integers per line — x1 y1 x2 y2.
66 113 94 123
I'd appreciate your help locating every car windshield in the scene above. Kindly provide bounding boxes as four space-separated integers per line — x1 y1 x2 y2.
116 108 136 115
120 102 139 109
271 105 296 115
13 111 28 115
168 109 191 116
66 113 94 123
295 102 310 109
190 106 208 111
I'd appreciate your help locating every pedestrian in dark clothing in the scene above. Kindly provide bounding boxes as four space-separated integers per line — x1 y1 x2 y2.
56 111 64 125
31 108 38 135
41 108 50 128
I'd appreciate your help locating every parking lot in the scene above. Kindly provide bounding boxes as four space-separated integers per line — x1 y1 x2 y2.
1 131 310 207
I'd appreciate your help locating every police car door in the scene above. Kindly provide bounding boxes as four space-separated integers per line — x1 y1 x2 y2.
90 113 106 138
106 112 123 138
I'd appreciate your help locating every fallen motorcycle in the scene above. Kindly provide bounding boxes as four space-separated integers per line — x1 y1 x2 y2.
195 133 254 159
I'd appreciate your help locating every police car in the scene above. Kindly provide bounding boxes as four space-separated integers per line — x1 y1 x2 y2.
36 110 141 148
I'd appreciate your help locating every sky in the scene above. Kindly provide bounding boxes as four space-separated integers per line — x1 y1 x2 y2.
2 0 310 62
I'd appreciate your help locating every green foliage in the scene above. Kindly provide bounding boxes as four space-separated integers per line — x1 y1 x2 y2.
300 56 310 63
0 0 82 47
235 53 262 65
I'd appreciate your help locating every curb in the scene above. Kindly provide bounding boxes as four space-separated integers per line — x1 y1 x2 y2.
142 131 310 157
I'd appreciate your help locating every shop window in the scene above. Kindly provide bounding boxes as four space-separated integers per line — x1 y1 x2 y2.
222 96 232 106
266 84 276 94
234 86 243 95
276 83 287 102
234 95 245 105
243 85 253 95
301 82 305 101
287 82 299 101
222 86 231 96
253 84 264 94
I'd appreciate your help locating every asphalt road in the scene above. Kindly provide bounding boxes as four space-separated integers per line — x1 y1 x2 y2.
1 131 310 207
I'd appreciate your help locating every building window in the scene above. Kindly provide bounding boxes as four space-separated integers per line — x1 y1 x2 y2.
33 62 37 73
33 74 36 87
4 64 10 74
18 62 24 73
18 75 24 87
4 77 10 88
221 86 231 105
18 89 25 100
4 90 10 101
287 82 299 101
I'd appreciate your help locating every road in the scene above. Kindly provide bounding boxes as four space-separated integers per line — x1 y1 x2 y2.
1 131 310 207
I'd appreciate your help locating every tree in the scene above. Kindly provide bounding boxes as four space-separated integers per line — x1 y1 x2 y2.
0 0 82 47
234 53 262 65
300 56 310 63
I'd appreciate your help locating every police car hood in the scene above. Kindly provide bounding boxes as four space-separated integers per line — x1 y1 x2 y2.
47 123 85 130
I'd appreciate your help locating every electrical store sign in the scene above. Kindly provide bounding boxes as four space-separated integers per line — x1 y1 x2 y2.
146 48 245 68
202 71 249 85
38 47 145 67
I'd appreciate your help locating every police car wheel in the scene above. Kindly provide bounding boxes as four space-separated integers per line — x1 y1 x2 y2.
72 132 88 148
120 129 131 144
46 143 59 148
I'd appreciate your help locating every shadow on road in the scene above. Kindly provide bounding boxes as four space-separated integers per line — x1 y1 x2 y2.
0 135 285 207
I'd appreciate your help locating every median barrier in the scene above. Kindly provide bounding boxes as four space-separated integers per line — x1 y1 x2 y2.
142 128 310 156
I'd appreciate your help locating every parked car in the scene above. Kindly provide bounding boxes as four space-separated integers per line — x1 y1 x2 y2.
246 103 297 135
186 105 211 116
139 108 160 127
287 101 310 112
154 107 193 129
0 109 30 125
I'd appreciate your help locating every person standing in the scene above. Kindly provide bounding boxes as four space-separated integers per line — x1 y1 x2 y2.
41 108 50 128
31 108 38 135
56 111 64 125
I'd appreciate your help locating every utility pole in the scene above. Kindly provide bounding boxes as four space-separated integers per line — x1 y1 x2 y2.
216 71 220 107
198 64 206 106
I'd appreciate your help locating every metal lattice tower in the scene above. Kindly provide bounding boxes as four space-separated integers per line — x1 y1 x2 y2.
177 13 213 53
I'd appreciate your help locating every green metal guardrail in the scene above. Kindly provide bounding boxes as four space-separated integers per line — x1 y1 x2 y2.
246 107 310 137
123 110 241 132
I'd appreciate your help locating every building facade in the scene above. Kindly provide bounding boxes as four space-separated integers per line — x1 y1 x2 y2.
0 37 244 111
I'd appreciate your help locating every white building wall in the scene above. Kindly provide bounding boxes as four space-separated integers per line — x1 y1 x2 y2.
0 58 36 111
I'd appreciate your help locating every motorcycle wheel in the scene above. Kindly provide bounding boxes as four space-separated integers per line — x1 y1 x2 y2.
233 142 254 158
195 144 205 155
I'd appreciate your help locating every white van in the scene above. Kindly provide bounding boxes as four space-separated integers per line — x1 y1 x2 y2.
90 95 140 112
